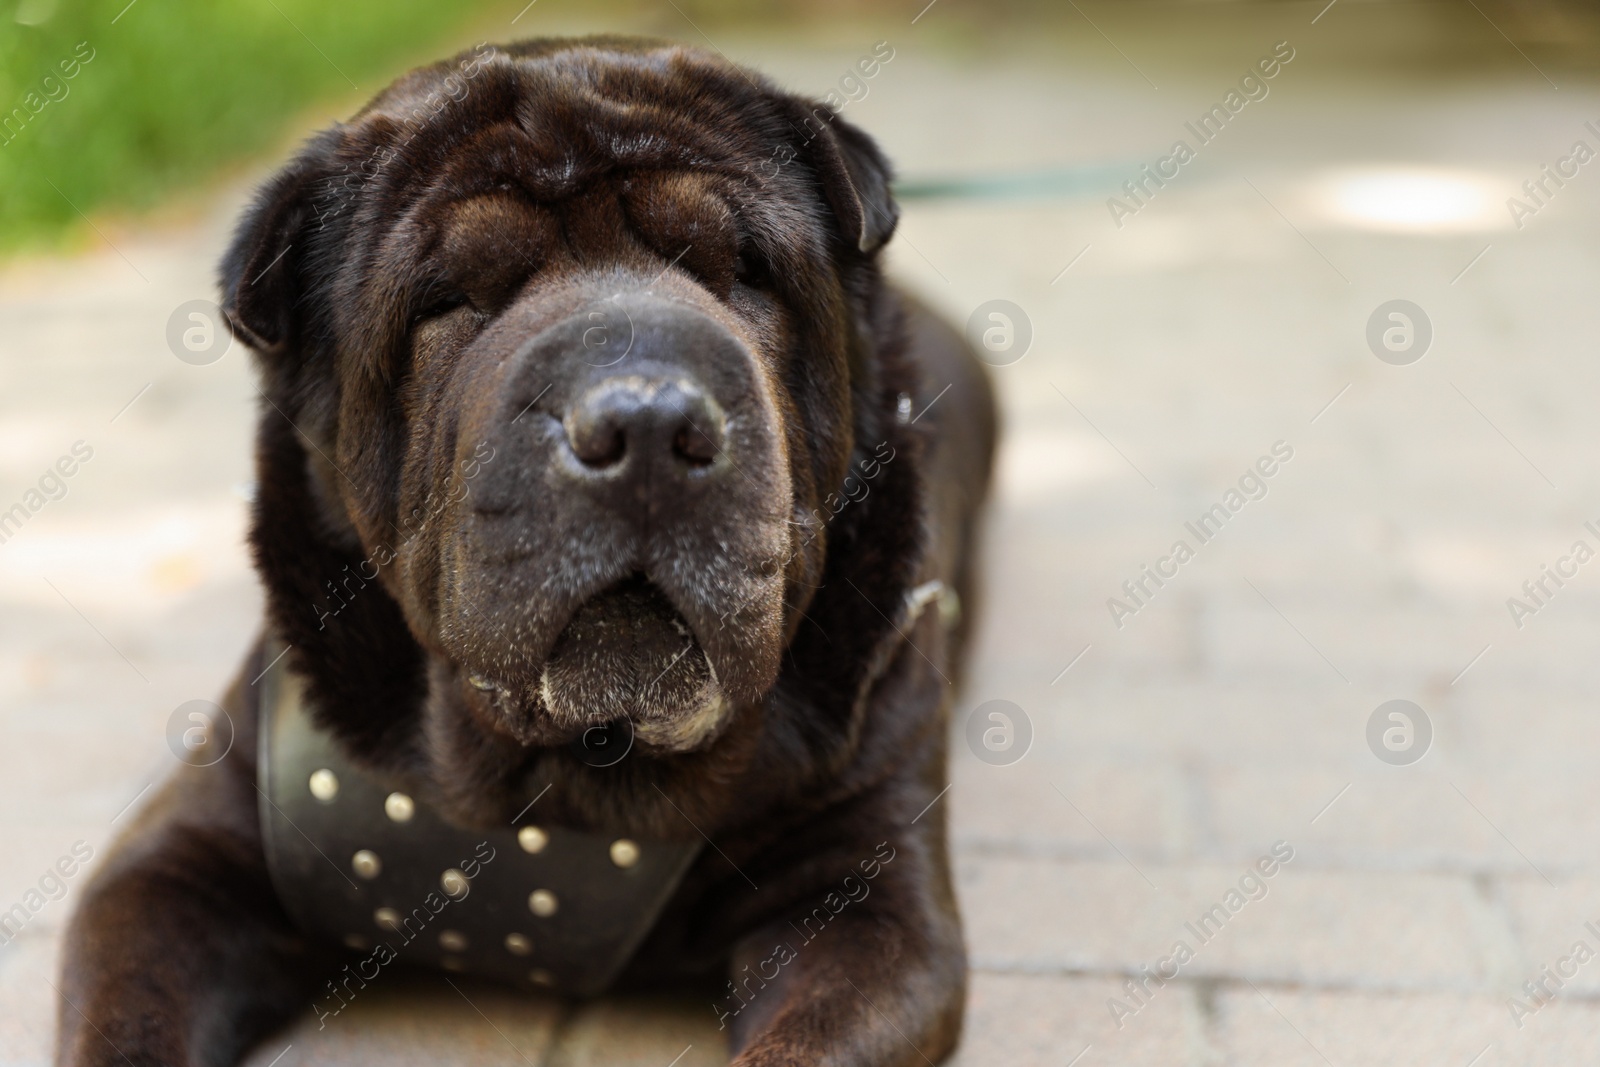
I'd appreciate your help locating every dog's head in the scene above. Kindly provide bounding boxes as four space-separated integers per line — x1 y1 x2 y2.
225 38 921 796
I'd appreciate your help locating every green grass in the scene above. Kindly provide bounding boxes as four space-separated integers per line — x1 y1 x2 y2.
0 0 499 254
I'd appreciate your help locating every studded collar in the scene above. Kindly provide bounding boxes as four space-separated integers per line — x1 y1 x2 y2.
257 641 702 996
256 579 954 997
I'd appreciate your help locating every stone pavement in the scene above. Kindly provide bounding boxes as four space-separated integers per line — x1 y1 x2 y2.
5 3 1600 1064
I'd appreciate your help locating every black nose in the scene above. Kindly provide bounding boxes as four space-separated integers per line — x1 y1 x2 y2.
563 375 726 476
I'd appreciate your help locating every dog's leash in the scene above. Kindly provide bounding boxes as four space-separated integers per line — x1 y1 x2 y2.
895 164 1127 202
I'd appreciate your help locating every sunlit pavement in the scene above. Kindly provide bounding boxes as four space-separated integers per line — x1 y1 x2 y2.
5 4 1600 1064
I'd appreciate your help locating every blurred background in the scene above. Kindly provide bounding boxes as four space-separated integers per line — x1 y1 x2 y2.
6 0 1600 1063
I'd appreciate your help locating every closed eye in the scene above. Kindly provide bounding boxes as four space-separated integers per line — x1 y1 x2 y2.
410 283 473 327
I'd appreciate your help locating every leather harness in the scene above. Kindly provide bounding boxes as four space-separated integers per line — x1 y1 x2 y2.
258 580 954 996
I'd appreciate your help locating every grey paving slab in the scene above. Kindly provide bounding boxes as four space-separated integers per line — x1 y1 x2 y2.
961 855 1505 993
951 970 1195 1066
1212 985 1600 1066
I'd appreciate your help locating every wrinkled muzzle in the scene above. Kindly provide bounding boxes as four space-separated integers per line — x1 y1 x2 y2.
421 289 793 751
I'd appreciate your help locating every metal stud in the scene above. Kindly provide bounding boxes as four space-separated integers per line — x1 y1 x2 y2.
351 849 382 879
609 838 640 869
343 934 369 951
374 907 401 931
384 792 415 823
441 868 471 900
439 930 468 952
441 956 465 972
529 968 555 987
517 825 549 854
528 889 558 917
505 933 532 956
308 768 339 802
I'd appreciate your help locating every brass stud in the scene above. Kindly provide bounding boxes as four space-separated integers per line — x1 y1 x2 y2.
609 838 640 869
441 868 471 900
308 769 339 802
528 889 558 917
374 907 401 931
517 825 549 854
384 792 415 823
505 933 532 956
529 968 555 987
441 956 465 972
439 930 468 952
351 849 382 879
343 934 369 951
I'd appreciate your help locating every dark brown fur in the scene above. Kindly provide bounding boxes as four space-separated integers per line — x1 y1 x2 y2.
56 37 996 1067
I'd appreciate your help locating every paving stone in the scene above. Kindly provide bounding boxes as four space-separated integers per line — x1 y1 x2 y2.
949 752 1187 860
950 970 1194 1067
1205 763 1600 876
0 828 108 940
542 997 726 1067
0 934 56 1067
1212 985 1600 1066
1500 878 1600 998
961 855 1500 993
237 976 564 1067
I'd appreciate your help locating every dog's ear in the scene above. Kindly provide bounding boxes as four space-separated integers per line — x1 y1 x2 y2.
220 134 336 353
783 100 899 255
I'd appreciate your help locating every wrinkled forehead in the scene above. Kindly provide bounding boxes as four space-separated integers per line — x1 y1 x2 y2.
341 44 794 205
311 44 838 358
313 44 830 294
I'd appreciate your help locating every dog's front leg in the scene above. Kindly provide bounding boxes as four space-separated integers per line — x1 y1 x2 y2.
724 832 967 1067
55 756 325 1067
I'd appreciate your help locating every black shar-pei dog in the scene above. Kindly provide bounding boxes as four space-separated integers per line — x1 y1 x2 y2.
57 36 995 1067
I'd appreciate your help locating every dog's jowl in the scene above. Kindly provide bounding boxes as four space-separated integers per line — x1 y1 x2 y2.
57 37 995 1067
